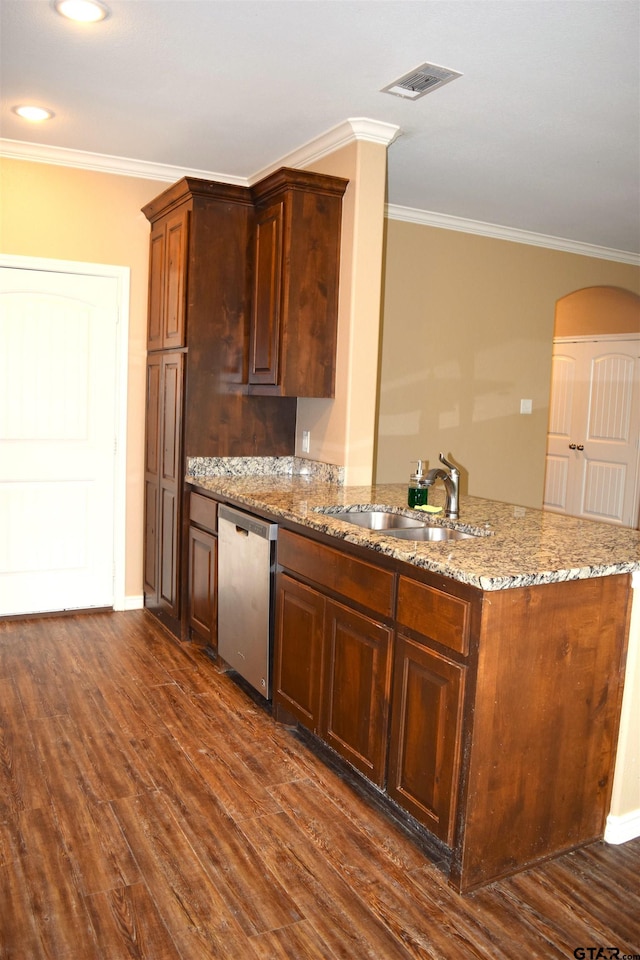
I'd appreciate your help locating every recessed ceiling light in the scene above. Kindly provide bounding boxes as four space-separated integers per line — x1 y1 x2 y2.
53 0 109 22
13 105 55 122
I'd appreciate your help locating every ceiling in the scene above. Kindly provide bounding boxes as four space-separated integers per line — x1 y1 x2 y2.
2 0 639 256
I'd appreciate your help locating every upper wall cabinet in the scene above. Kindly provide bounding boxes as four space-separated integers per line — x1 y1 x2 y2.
146 207 190 351
249 168 348 398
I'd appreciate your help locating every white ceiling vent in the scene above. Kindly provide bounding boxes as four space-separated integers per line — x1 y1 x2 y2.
381 62 462 100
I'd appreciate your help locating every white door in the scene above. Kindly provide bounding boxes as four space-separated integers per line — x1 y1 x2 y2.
543 337 640 528
0 265 121 615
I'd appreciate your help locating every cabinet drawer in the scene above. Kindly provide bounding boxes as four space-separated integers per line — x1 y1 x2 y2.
397 577 471 655
189 492 217 532
278 529 394 619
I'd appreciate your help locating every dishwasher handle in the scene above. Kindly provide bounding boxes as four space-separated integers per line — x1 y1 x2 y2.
218 504 278 541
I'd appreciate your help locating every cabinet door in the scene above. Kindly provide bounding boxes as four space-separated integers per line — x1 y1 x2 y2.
322 599 392 787
388 635 465 845
158 353 183 617
143 355 161 602
188 526 217 649
146 209 189 351
249 200 283 387
273 574 324 731
163 210 189 350
147 224 166 350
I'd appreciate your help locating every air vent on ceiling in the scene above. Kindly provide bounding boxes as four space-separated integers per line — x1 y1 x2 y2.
381 62 462 100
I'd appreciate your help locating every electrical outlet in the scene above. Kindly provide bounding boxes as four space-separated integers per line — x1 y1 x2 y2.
302 430 310 453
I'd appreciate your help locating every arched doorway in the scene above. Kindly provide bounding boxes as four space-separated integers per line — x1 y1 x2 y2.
543 286 640 529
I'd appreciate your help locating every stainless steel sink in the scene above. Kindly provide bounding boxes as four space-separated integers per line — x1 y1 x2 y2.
318 508 480 540
327 509 427 531
387 525 475 541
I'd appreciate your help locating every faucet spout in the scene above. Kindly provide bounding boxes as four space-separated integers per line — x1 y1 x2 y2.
422 453 460 519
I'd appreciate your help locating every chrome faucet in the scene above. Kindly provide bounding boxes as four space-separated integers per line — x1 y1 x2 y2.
422 453 460 519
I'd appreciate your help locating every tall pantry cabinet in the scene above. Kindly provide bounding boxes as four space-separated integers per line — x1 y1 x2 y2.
143 198 190 632
142 177 297 636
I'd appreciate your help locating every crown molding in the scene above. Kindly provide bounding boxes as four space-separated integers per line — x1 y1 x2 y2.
0 137 246 185
247 118 401 184
0 117 401 188
385 203 640 266
4 133 635 264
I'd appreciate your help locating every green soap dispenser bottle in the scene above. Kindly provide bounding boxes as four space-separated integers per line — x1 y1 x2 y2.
408 460 429 508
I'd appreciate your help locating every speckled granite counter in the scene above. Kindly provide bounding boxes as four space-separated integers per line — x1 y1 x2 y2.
187 457 640 591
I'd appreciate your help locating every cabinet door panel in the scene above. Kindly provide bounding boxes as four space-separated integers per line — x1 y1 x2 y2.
158 354 183 618
250 201 283 385
188 526 217 648
147 226 165 350
145 357 161 475
397 576 471 655
143 356 161 603
159 486 178 613
161 355 182 484
323 599 392 786
388 635 465 844
189 492 217 532
278 529 394 619
274 574 324 731
164 211 189 349
143 478 158 600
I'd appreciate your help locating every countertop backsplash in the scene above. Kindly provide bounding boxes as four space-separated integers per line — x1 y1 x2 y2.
187 456 344 484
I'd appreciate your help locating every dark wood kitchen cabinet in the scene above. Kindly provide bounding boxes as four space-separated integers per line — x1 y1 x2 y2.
147 207 189 351
142 176 300 637
249 168 348 398
143 351 183 624
388 635 465 846
272 522 630 892
142 170 348 636
387 576 470 845
323 597 392 785
187 491 218 649
274 529 394 785
274 573 325 730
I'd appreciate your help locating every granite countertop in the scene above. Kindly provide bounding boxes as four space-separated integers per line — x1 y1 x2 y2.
187 457 640 591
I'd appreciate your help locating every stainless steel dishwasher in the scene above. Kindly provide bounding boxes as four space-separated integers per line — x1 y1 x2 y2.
217 504 278 699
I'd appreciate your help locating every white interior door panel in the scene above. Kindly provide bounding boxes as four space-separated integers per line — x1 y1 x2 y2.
544 338 640 528
0 266 120 615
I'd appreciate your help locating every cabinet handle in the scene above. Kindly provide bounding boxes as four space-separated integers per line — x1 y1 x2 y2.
576 444 584 451
569 443 577 449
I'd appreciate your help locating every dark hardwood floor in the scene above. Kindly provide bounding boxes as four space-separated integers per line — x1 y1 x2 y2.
1 610 638 960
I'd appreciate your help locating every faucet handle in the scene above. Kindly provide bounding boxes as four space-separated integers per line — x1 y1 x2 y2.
439 452 459 475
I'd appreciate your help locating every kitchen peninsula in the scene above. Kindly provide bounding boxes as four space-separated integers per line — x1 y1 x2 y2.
186 456 639 893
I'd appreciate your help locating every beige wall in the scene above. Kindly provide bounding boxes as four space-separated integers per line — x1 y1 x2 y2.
298 139 388 485
376 220 640 506
0 157 167 600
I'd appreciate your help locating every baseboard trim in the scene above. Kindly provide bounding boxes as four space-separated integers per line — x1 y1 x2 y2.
119 595 144 612
604 809 640 845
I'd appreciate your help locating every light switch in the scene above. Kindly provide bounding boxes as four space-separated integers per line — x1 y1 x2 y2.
520 399 533 415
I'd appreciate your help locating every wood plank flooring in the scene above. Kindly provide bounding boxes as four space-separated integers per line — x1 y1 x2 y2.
1 609 638 959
